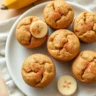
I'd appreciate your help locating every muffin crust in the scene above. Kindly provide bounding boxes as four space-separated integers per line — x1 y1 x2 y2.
74 12 96 43
47 29 80 61
72 51 96 84
16 16 47 48
22 54 56 88
44 0 74 29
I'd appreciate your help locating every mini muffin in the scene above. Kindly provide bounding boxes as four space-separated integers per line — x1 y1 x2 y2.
74 12 96 43
43 0 74 29
47 29 80 62
16 16 48 48
72 51 96 84
22 54 56 88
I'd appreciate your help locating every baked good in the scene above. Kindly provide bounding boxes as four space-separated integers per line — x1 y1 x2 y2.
74 12 96 43
72 50 96 84
22 54 56 88
47 29 80 62
15 16 48 48
43 0 74 29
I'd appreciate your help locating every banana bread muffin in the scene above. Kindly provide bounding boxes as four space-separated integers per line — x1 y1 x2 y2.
43 0 74 29
74 12 96 43
15 16 48 48
47 29 80 62
72 51 96 84
22 54 56 88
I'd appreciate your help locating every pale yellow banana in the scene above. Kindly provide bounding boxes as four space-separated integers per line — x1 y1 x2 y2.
1 0 37 10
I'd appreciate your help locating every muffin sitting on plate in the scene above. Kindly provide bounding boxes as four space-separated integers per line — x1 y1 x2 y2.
47 29 80 62
72 50 96 84
22 54 56 88
15 16 48 48
44 0 74 29
74 12 96 43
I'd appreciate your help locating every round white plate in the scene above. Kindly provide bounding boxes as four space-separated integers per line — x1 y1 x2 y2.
6 1 96 96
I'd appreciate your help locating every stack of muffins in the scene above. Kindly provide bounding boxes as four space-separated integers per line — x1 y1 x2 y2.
15 0 96 95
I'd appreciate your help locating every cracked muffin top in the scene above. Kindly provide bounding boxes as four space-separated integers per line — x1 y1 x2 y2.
47 29 80 62
72 51 96 84
22 54 56 88
74 12 96 43
15 16 48 48
43 0 74 29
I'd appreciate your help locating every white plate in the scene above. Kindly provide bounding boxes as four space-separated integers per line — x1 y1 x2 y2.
6 1 96 96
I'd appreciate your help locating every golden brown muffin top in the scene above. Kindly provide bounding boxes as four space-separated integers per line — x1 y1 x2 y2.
47 29 80 61
16 16 47 48
44 0 74 29
72 51 96 84
74 12 96 43
22 54 55 87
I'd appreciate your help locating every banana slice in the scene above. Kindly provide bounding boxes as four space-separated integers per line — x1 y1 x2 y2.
57 75 77 96
30 20 48 38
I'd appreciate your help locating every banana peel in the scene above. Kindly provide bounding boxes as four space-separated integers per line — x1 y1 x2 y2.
1 0 37 10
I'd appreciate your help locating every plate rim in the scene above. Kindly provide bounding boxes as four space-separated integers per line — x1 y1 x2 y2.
5 1 91 95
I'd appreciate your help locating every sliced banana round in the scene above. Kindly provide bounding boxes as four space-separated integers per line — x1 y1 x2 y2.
30 20 48 38
57 75 77 96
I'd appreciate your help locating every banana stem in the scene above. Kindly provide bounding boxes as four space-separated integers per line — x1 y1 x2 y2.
1 4 8 10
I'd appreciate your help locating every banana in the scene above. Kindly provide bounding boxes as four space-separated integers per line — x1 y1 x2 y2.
57 75 77 96
30 20 48 38
1 0 37 10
